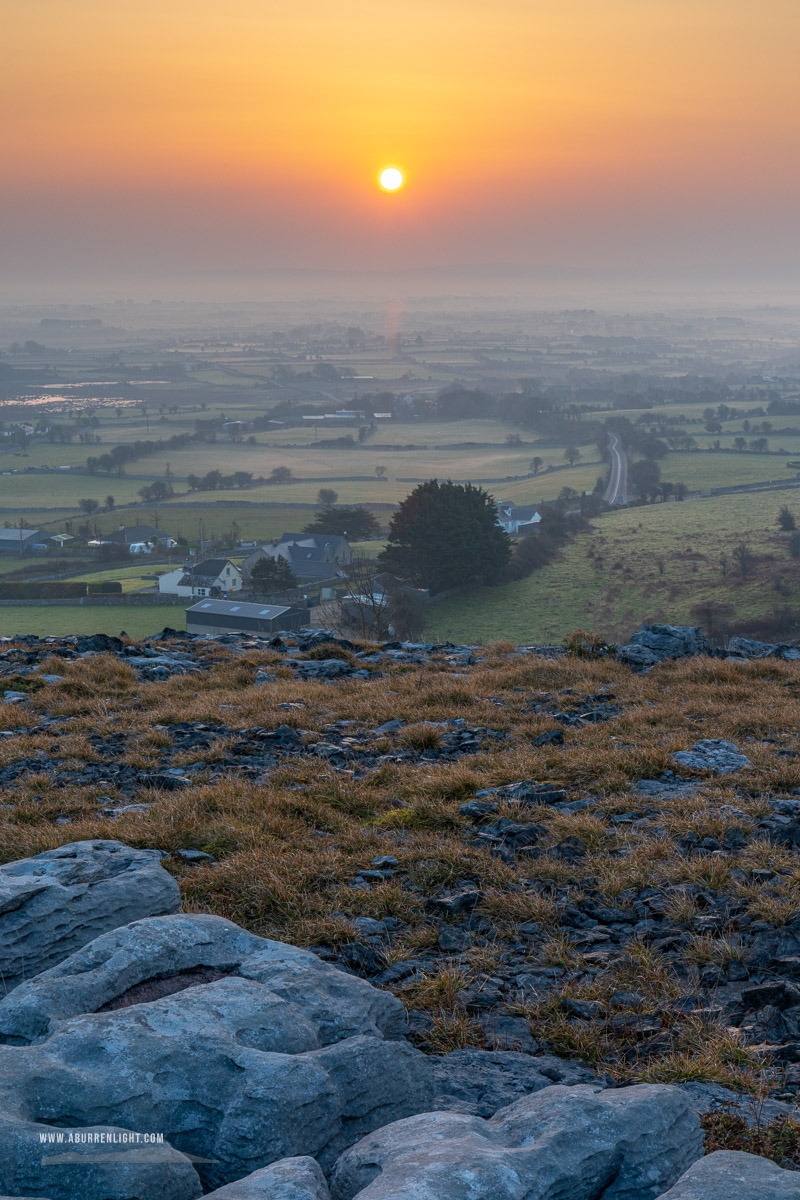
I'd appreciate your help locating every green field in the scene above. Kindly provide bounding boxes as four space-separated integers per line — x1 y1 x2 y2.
87 502 385 544
0 605 184 639
0 410 594 514
658 451 796 491
0 470 147 510
67 564 173 592
429 490 800 645
7 379 799 536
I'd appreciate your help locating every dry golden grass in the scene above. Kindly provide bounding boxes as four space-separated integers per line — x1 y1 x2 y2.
3 641 800 1091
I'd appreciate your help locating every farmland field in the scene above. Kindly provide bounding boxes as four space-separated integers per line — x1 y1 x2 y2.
66 564 174 592
4 298 800 650
430 490 800 645
0 605 184 639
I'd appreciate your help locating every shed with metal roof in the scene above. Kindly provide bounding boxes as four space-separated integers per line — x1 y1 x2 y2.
185 599 310 636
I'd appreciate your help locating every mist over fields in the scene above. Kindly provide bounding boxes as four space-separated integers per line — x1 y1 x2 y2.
2 289 800 645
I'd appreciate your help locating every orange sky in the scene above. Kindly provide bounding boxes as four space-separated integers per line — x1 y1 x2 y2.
2 0 799 284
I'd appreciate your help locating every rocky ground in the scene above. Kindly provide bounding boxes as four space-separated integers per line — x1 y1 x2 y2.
0 842 797 1199
3 623 800 1130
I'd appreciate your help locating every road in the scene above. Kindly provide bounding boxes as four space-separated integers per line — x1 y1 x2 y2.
603 432 628 504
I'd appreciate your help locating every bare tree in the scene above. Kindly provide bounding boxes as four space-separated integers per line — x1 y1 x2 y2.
332 562 428 640
690 600 734 641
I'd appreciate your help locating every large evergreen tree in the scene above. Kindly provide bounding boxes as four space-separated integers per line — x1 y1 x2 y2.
303 506 380 539
249 556 297 595
379 480 510 594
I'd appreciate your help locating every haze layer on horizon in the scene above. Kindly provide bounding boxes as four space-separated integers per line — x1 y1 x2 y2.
2 0 798 297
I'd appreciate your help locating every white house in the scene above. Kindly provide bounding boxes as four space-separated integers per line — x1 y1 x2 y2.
495 501 542 536
158 558 243 598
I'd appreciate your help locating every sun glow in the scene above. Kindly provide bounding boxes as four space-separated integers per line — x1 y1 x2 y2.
379 166 404 191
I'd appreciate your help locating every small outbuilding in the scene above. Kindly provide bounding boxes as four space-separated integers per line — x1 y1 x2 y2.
186 599 311 637
0 528 57 553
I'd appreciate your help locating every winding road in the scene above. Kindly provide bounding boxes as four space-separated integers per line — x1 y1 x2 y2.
603 432 628 504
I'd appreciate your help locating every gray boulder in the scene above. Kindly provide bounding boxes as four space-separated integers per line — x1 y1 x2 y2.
432 1048 596 1117
727 637 800 661
616 644 662 668
676 1080 798 1128
748 916 800 969
617 625 710 667
0 840 180 995
658 1150 800 1198
286 659 360 680
671 739 753 775
635 774 698 799
0 912 407 1046
0 971 432 1197
330 1083 702 1200
10 1134 201 1200
205 1158 331 1199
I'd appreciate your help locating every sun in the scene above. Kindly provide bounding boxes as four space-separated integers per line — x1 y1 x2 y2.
379 166 404 192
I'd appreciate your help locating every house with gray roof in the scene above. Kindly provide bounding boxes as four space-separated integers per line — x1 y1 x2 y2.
158 558 243 598
108 525 178 549
495 501 541 536
241 534 352 583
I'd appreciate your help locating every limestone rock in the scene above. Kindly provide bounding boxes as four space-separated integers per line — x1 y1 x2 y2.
432 1048 596 1117
205 1158 331 1199
658 1150 800 1198
617 643 662 668
287 659 363 680
0 912 408 1046
618 625 710 667
676 1080 798 1128
0 840 180 995
727 637 800 662
0 968 432 1197
671 739 753 775
3 1132 202 1200
330 1083 702 1200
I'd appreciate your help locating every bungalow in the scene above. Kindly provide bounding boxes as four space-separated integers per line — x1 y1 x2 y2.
109 525 178 550
186 599 310 637
495 501 541 536
158 558 243 598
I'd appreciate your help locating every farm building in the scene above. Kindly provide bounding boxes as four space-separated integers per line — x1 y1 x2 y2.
0 528 57 553
185 599 310 637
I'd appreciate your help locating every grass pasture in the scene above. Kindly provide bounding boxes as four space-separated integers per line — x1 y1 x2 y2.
0 605 183 639
430 490 800 645
4 639 800 1103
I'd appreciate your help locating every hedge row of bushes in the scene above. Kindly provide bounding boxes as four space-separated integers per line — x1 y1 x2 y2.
0 580 122 599
87 582 123 595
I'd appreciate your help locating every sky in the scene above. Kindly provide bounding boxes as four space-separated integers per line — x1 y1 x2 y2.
2 0 799 291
